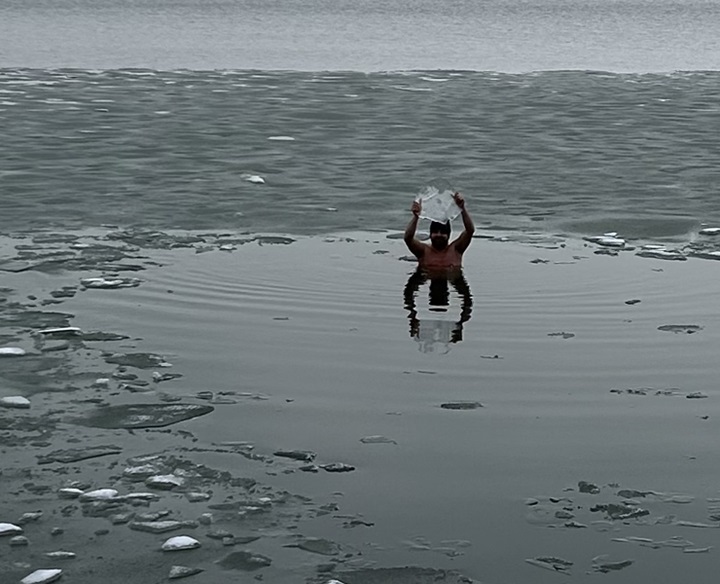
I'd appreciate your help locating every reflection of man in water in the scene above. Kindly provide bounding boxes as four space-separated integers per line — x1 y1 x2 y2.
403 192 475 271
403 269 473 351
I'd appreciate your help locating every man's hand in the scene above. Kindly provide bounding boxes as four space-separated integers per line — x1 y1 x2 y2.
453 192 466 210
411 200 421 217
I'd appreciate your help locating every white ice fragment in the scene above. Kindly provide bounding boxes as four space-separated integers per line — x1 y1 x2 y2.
0 522 23 536
0 396 31 409
45 551 77 559
267 135 295 141
169 566 203 579
81 277 124 288
699 227 720 235
244 175 265 184
58 488 84 499
146 474 185 489
587 235 626 247
162 535 201 551
21 569 63 584
79 488 119 501
122 464 159 479
122 492 161 502
0 347 26 356
38 327 82 336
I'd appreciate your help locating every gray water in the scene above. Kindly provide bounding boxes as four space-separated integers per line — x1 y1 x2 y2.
1 68 719 240
3 3 720 583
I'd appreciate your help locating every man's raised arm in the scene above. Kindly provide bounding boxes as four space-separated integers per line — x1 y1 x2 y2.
404 200 425 258
451 192 475 254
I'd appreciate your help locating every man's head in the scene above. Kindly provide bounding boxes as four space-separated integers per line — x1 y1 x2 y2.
429 221 451 250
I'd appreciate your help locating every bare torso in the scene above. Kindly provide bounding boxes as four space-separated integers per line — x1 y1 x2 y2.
418 242 463 271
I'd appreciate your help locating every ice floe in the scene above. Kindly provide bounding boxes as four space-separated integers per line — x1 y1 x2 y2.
585 232 626 247
0 346 26 356
21 569 63 584
162 535 201 551
79 488 119 501
0 396 31 409
0 522 23 536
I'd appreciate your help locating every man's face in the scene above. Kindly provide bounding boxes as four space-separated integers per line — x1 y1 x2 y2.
430 230 449 250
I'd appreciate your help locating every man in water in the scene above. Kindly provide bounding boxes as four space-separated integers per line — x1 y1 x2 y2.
404 192 475 271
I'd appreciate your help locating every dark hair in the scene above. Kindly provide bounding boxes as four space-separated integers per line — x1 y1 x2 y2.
429 221 451 235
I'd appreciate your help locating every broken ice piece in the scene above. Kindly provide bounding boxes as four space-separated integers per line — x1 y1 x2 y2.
699 227 720 235
169 565 204 579
21 569 63 584
359 435 397 444
320 463 355 473
0 347 26 356
145 474 185 489
586 233 626 247
79 488 119 501
0 522 23 536
591 556 634 573
0 396 31 409
274 449 316 462
37 327 82 336
162 536 201 551
525 556 573 574
44 551 77 559
58 488 84 499
244 175 265 184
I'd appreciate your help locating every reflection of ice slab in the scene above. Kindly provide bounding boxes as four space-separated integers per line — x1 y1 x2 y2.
416 187 461 223
416 319 454 353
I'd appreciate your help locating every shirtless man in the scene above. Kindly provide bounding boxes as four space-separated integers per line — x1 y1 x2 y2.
404 192 475 272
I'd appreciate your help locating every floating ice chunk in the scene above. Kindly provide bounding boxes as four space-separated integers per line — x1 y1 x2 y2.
525 556 573 574
699 227 720 235
591 556 634 573
0 396 31 409
21 569 63 584
162 535 201 551
130 520 185 534
123 464 160 480
45 551 77 559
691 250 720 260
80 488 119 501
0 347 26 356
636 248 686 260
38 327 82 336
58 488 84 499
81 277 141 289
359 435 397 444
169 566 204 579
146 474 185 489
586 234 626 247
244 174 265 184
0 522 23 536
267 135 295 141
